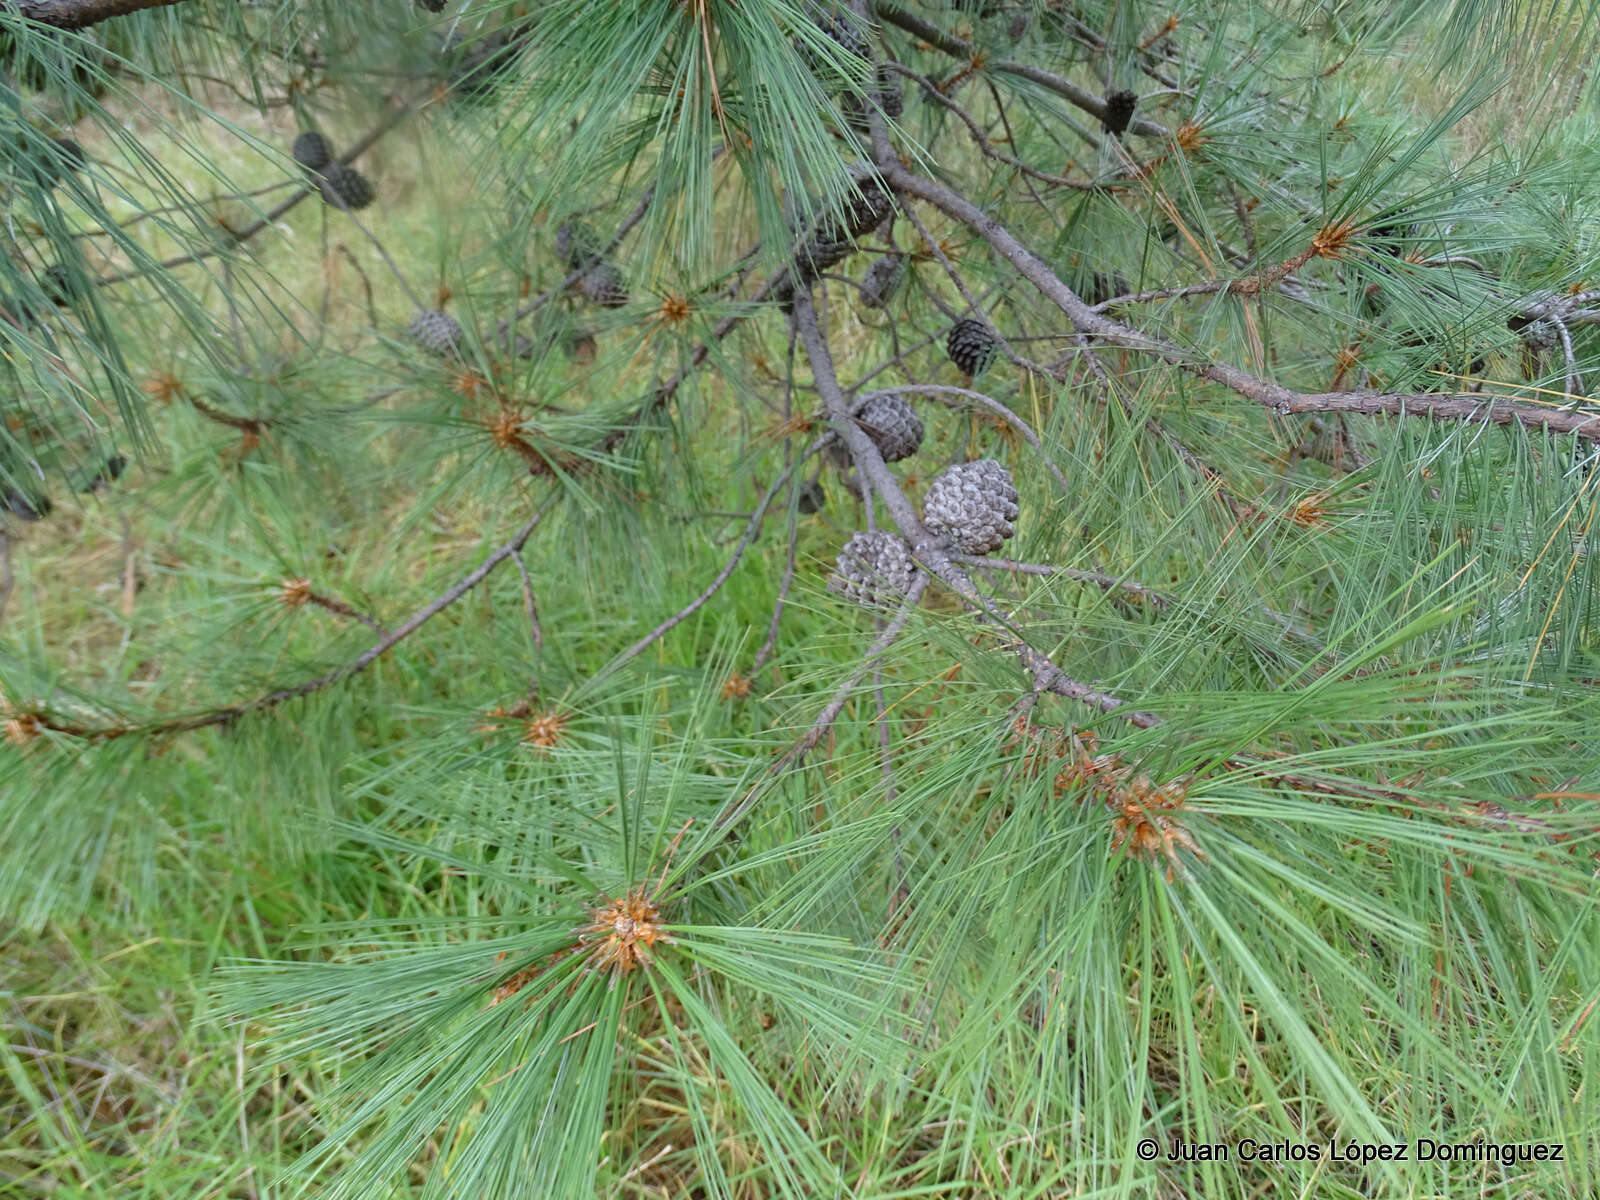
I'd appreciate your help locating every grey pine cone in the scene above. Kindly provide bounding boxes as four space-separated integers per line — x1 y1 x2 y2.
578 261 628 308
858 253 905 308
946 317 998 378
828 530 917 608
1508 312 1560 349
922 459 1019 555
852 394 923 462
292 131 332 172
408 309 463 356
555 220 603 271
319 163 374 210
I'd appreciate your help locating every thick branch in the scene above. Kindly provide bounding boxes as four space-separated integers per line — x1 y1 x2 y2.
7 0 187 29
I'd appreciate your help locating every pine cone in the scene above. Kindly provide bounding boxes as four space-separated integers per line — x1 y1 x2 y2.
319 163 374 210
787 177 893 291
828 530 917 608
922 459 1019 555
29 136 86 187
858 253 904 309
842 65 903 132
41 264 81 307
578 261 628 308
408 309 463 356
1508 311 1560 349
555 220 603 271
1101 89 1138 136
291 130 332 172
797 12 871 76
445 28 522 102
946 317 998 378
852 394 923 462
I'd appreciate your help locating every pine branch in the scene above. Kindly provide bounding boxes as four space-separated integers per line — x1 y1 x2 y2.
8 494 558 741
792 288 1163 729
96 93 422 288
881 163 1600 442
870 0 1170 138
6 0 188 29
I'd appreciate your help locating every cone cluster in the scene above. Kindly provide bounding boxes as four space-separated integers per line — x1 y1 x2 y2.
289 130 375 211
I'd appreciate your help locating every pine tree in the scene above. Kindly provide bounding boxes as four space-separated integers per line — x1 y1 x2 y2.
3 2 1600 1197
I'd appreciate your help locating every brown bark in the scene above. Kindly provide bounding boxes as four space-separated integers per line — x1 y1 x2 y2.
9 0 190 30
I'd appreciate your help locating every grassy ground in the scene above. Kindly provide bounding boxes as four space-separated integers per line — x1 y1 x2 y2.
4 13 1600 1199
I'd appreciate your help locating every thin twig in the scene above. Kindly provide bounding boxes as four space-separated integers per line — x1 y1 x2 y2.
10 494 559 740
511 548 544 652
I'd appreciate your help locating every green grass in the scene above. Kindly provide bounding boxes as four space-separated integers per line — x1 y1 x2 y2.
4 2 1600 1197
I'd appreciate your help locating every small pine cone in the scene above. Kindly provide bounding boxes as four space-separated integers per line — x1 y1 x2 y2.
291 130 332 172
408 309 463 356
858 253 905 309
319 163 374 210
29 136 86 186
852 394 923 462
790 178 893 286
842 65 903 131
578 261 628 308
946 317 998 378
798 13 871 75
447 29 520 101
555 220 603 271
41 264 80 306
1101 89 1138 136
1508 311 1559 349
828 530 917 609
922 459 1019 555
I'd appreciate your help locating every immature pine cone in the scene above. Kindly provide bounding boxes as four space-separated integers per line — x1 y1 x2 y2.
291 130 332 172
578 261 628 308
858 254 905 308
1101 89 1138 136
828 530 917 609
408 309 463 356
922 459 1019 555
555 220 603 271
319 163 374 210
946 317 998 378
